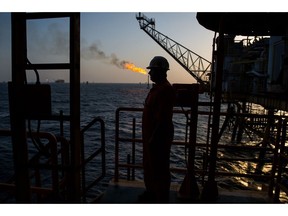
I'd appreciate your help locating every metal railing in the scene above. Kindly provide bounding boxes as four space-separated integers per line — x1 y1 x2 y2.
114 107 288 202
0 116 106 203
0 130 65 202
80 117 106 202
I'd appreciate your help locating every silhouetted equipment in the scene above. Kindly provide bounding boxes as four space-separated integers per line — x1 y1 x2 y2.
197 12 288 111
9 12 81 203
173 84 200 201
196 12 288 36
9 58 52 118
197 12 288 202
136 13 211 91
9 82 52 118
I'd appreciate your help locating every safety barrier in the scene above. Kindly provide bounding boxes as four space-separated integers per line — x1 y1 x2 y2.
0 116 106 203
114 107 288 202
80 117 106 202
0 130 66 202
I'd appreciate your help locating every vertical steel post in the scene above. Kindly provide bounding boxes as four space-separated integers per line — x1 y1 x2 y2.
178 84 200 200
132 118 136 180
201 15 225 202
269 117 282 197
273 119 287 202
115 108 120 182
9 13 31 202
68 13 81 202
100 119 106 176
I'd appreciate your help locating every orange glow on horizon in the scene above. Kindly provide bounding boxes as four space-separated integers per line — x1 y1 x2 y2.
123 62 147 75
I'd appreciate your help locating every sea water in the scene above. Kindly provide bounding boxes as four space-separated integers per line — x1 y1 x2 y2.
0 82 280 201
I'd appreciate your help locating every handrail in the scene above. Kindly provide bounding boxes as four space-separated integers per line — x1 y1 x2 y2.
0 116 106 203
30 131 59 194
80 117 106 202
0 130 60 200
115 107 143 181
114 107 287 201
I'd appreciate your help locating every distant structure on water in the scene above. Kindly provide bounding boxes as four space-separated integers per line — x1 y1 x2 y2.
55 79 65 83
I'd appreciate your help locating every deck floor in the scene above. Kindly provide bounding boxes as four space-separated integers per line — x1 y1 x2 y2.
96 179 272 204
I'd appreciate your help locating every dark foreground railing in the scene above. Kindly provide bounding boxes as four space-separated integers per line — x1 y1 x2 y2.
114 107 288 203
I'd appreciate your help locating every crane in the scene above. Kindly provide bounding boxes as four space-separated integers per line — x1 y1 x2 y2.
136 12 212 91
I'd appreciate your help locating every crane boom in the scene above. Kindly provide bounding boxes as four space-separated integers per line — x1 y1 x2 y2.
136 13 211 89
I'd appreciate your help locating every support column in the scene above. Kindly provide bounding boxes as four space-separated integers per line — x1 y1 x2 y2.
68 13 81 202
201 15 225 202
10 13 31 202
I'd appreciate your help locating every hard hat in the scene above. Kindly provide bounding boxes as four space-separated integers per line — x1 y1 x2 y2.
146 56 169 70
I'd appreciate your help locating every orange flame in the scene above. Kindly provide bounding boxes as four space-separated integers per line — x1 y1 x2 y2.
123 62 147 75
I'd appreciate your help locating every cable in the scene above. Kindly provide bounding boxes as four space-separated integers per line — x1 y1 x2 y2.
26 58 40 84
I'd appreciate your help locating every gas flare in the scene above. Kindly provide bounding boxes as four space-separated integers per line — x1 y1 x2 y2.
82 43 147 75
122 62 147 75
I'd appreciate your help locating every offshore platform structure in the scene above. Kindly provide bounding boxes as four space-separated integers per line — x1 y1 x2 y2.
136 12 288 202
195 12 288 200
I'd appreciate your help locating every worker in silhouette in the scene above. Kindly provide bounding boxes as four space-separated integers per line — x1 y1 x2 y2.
140 56 176 203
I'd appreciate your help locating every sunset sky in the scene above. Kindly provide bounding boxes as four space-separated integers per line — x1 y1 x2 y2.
0 1 283 85
0 12 215 84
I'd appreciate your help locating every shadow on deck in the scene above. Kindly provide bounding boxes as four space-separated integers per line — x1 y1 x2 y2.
96 179 272 204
